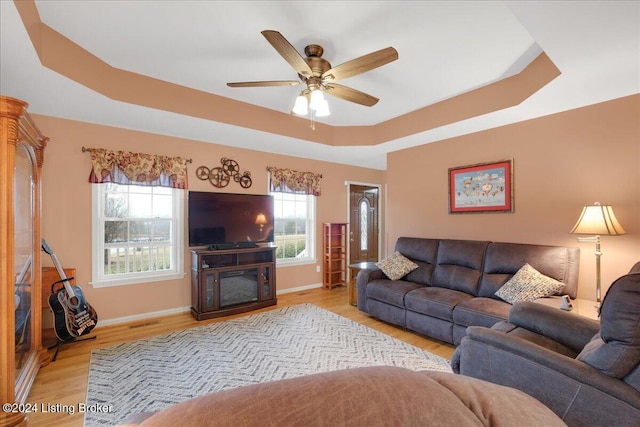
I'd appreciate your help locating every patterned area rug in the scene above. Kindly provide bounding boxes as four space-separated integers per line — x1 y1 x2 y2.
85 303 452 426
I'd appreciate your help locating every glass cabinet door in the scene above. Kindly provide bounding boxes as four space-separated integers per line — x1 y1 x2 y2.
14 143 35 376
203 271 218 311
261 265 273 300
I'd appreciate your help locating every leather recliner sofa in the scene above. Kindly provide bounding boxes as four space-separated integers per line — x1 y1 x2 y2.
452 265 640 427
357 237 580 345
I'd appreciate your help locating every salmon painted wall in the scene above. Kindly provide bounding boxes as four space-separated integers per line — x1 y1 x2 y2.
386 95 640 300
35 115 384 322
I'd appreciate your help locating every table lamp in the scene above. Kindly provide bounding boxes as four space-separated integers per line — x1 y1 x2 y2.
255 213 267 233
570 202 626 307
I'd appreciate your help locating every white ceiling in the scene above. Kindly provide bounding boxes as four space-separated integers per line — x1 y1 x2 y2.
1 1 638 169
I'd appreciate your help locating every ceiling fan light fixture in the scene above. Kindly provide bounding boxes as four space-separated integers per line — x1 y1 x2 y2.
292 94 308 115
309 89 325 111
315 99 330 117
228 31 399 118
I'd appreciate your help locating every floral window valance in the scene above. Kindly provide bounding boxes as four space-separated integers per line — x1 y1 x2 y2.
87 148 189 189
267 166 322 196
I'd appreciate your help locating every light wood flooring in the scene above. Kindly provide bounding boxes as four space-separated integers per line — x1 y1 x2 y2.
26 286 455 426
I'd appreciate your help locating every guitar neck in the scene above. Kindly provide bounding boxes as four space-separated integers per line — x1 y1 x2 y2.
16 254 32 284
49 252 76 299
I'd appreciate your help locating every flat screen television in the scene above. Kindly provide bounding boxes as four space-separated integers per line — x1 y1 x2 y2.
188 191 274 247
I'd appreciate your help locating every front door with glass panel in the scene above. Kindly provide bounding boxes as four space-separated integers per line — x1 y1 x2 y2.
349 185 379 264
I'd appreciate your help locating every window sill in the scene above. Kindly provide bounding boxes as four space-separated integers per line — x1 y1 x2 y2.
276 258 317 268
91 271 186 288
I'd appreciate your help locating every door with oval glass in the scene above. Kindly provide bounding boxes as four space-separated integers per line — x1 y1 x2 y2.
349 184 379 264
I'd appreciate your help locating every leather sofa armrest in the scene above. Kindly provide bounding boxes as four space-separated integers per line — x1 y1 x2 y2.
507 302 600 353
357 267 384 282
356 268 383 313
460 326 640 409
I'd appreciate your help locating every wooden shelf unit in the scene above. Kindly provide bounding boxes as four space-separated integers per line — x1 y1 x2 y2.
322 223 347 290
190 246 277 320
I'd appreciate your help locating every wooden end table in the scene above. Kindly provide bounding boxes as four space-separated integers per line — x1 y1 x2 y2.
534 297 600 321
347 262 378 306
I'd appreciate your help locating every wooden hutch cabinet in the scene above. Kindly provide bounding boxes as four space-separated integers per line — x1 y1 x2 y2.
190 246 277 320
322 223 348 289
1 96 49 427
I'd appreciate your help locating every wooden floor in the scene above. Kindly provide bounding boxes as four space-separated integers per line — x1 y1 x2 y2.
26 287 455 426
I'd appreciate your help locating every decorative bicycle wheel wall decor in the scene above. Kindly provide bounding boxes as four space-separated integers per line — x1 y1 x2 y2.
196 158 252 189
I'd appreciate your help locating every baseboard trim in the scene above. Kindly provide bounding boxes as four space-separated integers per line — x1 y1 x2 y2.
95 283 324 327
96 306 192 328
277 283 322 295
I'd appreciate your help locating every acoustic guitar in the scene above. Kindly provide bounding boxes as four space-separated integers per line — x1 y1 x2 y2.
42 238 98 341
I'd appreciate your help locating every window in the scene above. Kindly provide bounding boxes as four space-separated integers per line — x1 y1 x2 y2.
360 200 369 251
91 183 184 287
271 192 316 265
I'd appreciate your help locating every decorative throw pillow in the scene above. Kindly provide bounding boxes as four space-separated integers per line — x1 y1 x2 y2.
495 263 565 304
376 251 419 281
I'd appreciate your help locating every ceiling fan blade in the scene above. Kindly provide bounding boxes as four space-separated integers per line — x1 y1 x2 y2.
261 30 313 78
324 83 379 107
322 47 398 81
227 80 301 88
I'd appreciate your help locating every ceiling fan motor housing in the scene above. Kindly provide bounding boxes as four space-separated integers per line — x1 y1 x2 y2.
302 45 332 80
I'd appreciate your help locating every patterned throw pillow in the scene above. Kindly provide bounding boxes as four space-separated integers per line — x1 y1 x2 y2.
495 263 566 304
376 251 419 281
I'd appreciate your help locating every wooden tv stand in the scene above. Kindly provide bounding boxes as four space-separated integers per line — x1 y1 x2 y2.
190 246 277 320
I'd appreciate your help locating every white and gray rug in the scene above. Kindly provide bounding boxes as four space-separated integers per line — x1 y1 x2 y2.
85 303 452 426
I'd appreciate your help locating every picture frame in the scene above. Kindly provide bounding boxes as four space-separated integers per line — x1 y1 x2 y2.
448 159 514 214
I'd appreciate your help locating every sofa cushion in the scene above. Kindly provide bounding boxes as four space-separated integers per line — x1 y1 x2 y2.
577 336 640 379
480 242 579 298
367 299 408 328
577 273 640 378
376 251 419 280
495 264 565 304
600 273 640 346
424 372 566 427
395 237 440 264
405 287 473 321
432 239 489 295
624 364 640 393
395 237 439 285
118 366 566 427
404 260 435 286
366 279 423 308
452 297 511 328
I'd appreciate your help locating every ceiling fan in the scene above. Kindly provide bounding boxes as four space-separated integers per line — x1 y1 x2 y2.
227 30 399 114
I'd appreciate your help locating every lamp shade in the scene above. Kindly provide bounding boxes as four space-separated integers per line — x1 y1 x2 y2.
570 203 626 236
309 89 325 111
255 213 267 226
292 94 308 115
314 99 330 117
